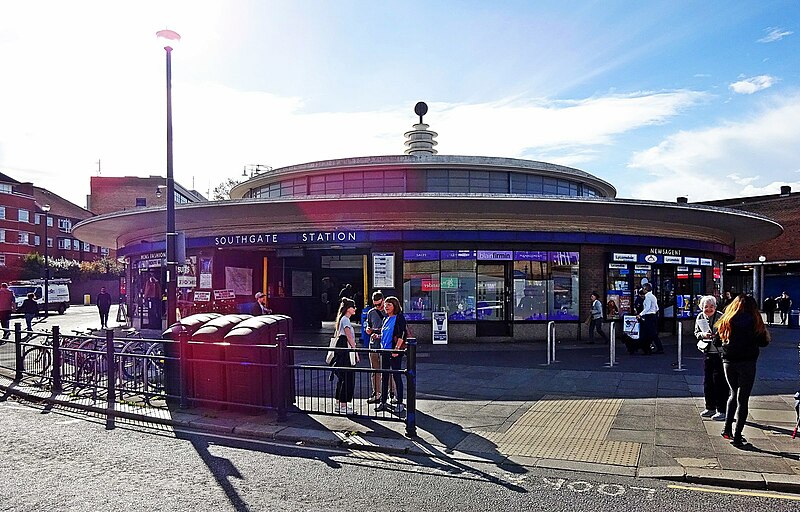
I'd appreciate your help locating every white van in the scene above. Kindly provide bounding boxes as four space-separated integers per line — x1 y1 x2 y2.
10 279 71 315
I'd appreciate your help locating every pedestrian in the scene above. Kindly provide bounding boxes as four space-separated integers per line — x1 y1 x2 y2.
694 296 727 422
375 296 407 415
339 283 353 301
587 291 607 344
250 291 273 315
20 292 39 331
636 283 664 354
332 298 358 414
364 291 386 404
0 283 16 339
763 295 776 325
96 287 112 329
143 276 161 328
719 290 734 312
718 294 770 447
777 291 792 325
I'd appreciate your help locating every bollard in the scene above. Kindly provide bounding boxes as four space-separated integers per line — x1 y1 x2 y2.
14 322 22 380
606 321 617 368
52 326 62 394
549 322 557 363
106 329 116 407
276 333 287 422
405 337 417 438
674 321 686 372
546 321 553 365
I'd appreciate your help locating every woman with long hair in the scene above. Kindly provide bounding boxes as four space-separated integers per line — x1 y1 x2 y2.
717 294 770 447
375 296 407 415
332 298 358 414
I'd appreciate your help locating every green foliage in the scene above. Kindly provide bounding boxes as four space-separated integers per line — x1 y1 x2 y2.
21 253 124 281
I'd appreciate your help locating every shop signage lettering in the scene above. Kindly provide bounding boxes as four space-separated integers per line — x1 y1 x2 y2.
634 265 651 270
613 253 637 262
649 248 681 256
700 258 713 266
193 291 211 302
608 263 628 269
664 256 682 264
213 289 236 300
684 257 700 265
215 234 279 246
477 250 512 260
644 255 657 263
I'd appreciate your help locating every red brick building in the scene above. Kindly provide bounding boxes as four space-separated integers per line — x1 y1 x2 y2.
88 176 206 216
701 185 798 302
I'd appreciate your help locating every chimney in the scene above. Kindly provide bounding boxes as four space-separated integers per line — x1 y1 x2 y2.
780 185 791 196
676 196 688 204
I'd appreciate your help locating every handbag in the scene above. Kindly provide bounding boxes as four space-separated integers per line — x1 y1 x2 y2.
325 337 337 365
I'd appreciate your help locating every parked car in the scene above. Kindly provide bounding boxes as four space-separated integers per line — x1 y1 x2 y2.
9 279 71 315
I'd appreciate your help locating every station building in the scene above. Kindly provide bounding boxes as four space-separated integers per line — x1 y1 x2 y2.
72 108 783 341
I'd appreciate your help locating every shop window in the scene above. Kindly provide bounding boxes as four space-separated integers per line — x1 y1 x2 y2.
513 252 549 320
606 264 632 319
403 254 440 321
441 257 476 321
549 251 579 320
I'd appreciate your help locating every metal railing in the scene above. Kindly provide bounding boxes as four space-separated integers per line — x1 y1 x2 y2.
0 323 417 437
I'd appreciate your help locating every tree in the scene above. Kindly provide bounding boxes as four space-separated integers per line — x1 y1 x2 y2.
212 178 242 201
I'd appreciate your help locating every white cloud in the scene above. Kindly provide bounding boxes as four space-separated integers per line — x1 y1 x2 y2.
627 94 800 201
729 75 776 94
757 27 793 43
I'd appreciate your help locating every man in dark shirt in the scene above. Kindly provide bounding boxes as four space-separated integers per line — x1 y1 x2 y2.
96 287 112 329
365 291 386 403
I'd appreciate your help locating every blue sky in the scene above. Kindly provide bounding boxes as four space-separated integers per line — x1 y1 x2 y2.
1 1 798 206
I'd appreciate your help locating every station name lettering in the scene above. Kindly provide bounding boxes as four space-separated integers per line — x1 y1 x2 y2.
215 234 278 246
302 232 357 243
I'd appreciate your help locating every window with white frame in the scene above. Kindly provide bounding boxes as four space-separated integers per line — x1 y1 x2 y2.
47 237 53 248
82 242 90 251
18 232 29 244
34 235 40 246
58 239 70 250
0 184 11 194
0 230 5 243
58 219 72 232
0 207 5 220
72 239 79 250
0 255 5 266
35 213 41 225
47 216 53 227
18 210 29 223
100 247 109 256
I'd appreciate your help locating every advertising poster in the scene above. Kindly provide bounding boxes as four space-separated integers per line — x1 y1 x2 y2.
432 311 448 344
373 252 395 288
225 266 253 296
199 257 213 289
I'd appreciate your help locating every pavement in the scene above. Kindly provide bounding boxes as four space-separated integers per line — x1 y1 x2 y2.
2 315 799 493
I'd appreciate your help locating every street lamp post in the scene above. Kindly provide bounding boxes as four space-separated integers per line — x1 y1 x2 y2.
157 29 180 328
757 255 766 306
42 204 51 318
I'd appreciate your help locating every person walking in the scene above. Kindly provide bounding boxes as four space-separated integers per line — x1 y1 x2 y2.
364 291 386 404
143 276 161 329
20 292 39 331
96 287 112 329
636 283 664 354
777 292 792 325
695 296 727 422
0 283 16 339
587 291 607 344
375 296 407 415
718 294 770 447
332 298 358 414
763 295 776 325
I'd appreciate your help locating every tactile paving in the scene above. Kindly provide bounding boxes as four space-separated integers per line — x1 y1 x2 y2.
455 395 641 466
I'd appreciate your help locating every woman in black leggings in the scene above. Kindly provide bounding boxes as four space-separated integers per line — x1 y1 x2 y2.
717 294 770 447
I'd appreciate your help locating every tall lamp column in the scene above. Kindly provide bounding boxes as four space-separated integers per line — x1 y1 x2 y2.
157 29 180 328
42 204 51 318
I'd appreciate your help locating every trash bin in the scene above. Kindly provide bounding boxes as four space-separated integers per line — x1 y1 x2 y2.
162 313 223 402
187 314 252 408
789 310 800 329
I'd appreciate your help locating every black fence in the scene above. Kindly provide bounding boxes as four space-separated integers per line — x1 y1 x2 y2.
0 323 417 437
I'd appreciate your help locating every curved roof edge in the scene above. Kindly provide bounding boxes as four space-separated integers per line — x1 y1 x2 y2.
229 154 617 199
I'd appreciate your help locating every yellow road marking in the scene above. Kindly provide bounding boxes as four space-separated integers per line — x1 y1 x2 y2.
668 484 800 501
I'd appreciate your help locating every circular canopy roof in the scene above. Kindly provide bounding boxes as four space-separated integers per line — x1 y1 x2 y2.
73 194 782 254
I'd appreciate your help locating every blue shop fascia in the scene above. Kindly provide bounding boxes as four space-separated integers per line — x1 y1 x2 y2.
121 228 725 338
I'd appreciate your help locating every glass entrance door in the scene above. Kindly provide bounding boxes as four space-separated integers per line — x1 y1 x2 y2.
476 262 513 337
